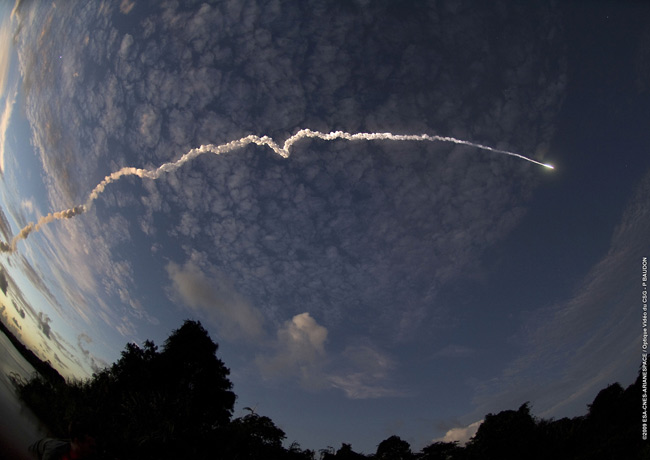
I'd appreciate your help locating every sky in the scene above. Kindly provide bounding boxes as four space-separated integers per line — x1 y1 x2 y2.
0 0 648 453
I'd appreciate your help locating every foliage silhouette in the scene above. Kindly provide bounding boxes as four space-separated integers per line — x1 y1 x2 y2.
417 441 462 460
460 373 647 460
336 443 369 460
375 435 413 460
321 443 368 460
10 319 648 459
13 320 236 459
464 402 538 460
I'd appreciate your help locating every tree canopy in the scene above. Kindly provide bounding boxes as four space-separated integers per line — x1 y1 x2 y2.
13 320 243 459
9 320 647 459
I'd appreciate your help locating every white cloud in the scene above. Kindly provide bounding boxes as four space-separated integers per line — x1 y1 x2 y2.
282 312 328 354
118 33 133 59
135 103 161 148
20 199 35 214
434 420 483 445
257 312 328 388
256 316 409 398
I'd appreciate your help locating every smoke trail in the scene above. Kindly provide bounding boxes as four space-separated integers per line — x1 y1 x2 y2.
3 129 553 252
1 206 86 253
86 129 552 208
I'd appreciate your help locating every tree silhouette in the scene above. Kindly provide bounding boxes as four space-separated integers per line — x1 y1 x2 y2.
465 402 538 460
375 435 413 460
10 319 648 460
418 441 462 460
220 412 288 459
336 443 368 459
588 382 624 421
318 443 369 460
576 376 646 459
158 321 236 433
13 320 236 459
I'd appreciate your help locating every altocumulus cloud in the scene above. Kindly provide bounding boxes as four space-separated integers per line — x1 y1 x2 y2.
8 0 567 354
8 0 570 389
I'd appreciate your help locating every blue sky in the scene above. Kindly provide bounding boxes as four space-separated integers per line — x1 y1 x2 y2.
0 0 649 453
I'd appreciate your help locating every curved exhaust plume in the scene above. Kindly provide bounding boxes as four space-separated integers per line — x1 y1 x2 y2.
2 129 553 253
1 206 86 253
85 129 553 209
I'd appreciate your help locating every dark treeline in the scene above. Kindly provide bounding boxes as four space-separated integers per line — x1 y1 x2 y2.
0 317 65 384
9 320 648 459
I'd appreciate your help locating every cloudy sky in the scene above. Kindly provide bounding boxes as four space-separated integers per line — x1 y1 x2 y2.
0 0 648 453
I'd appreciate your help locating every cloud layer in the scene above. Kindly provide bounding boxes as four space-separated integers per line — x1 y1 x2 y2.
8 0 567 401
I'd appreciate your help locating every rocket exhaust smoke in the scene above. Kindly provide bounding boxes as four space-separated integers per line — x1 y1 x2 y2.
2 129 553 253
2 206 86 253
85 129 553 207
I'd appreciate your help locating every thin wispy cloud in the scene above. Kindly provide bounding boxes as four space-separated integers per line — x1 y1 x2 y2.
0 85 16 174
472 169 650 420
0 15 13 97
166 253 264 341
329 343 408 399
